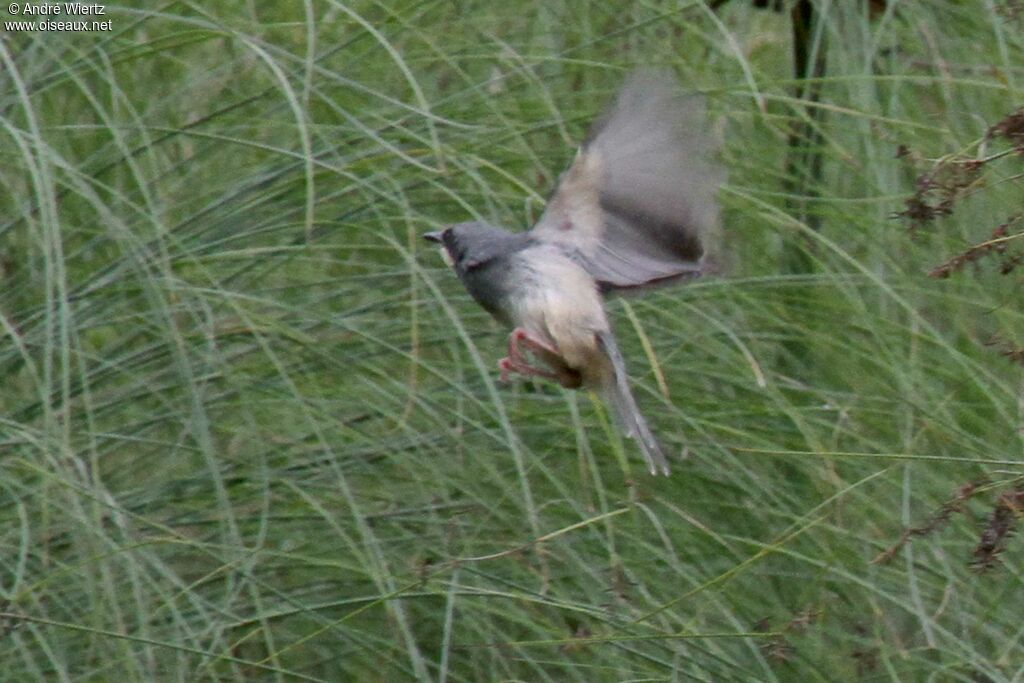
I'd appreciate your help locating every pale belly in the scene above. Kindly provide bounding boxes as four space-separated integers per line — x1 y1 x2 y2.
506 246 610 373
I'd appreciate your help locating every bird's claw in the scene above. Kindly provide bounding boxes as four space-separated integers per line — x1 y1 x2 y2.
498 355 559 383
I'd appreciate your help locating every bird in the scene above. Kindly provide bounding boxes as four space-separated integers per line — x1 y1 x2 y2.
424 69 723 475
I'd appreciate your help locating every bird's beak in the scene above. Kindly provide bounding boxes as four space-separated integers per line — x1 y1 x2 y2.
423 231 444 243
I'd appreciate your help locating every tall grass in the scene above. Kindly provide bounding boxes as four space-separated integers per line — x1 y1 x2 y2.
1 1 1022 680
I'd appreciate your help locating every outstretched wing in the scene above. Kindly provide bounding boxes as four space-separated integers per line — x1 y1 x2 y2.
530 69 723 292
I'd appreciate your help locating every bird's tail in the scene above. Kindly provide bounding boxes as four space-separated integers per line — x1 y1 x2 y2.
595 330 670 476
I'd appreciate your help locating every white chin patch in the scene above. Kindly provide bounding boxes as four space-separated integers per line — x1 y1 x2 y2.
438 247 455 269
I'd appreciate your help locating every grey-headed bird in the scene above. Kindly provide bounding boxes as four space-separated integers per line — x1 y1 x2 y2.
425 69 722 475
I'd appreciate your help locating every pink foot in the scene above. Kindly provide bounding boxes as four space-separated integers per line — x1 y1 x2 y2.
498 356 560 383
497 328 567 383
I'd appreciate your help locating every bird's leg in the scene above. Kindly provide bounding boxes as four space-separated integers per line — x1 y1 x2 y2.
499 357 559 383
510 327 560 360
498 328 562 383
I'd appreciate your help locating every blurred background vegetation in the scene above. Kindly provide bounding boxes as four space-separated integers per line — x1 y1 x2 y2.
1 1 1023 680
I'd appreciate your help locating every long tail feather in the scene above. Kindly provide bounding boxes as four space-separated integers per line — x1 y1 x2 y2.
595 330 670 476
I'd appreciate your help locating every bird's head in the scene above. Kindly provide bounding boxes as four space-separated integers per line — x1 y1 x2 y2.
423 221 517 274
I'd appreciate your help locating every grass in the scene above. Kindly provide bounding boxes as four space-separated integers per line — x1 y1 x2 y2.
1 1 1023 680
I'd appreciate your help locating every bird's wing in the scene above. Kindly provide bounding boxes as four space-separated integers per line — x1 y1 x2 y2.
530 69 723 292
